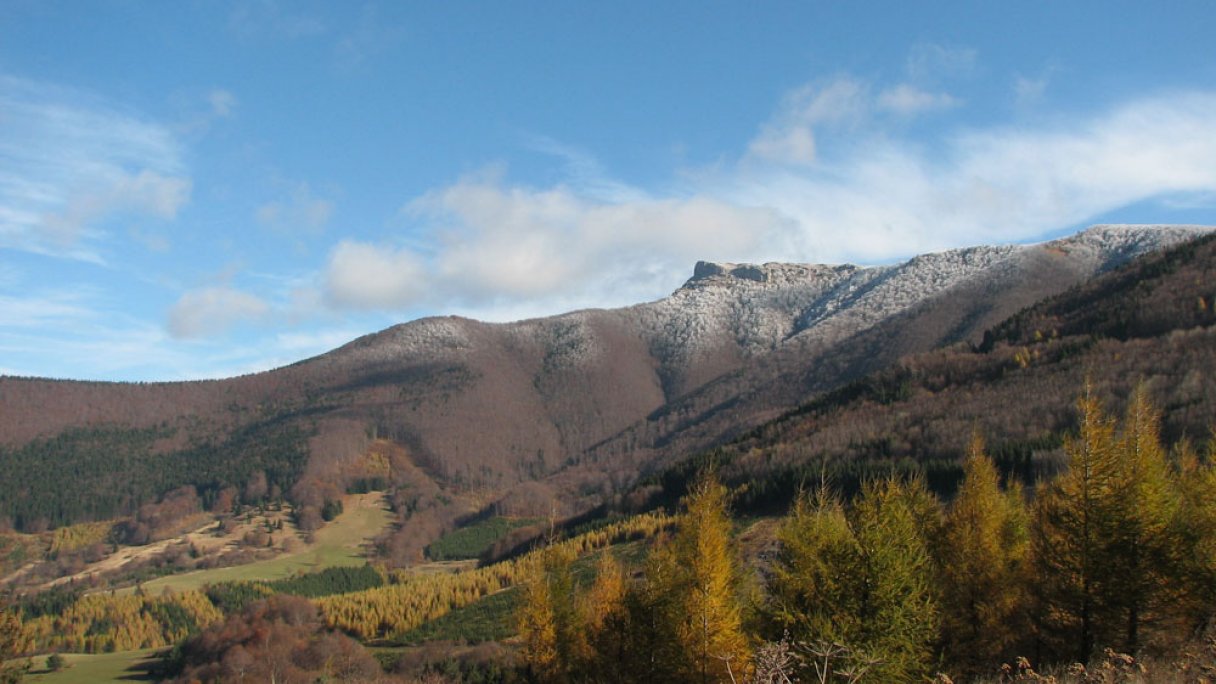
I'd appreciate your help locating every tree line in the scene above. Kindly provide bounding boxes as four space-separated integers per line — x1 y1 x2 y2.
517 386 1216 682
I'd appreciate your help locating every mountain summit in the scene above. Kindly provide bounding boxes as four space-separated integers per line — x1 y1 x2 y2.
0 224 1211 538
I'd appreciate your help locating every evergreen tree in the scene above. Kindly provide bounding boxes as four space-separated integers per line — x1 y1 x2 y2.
850 477 940 682
622 544 685 683
771 477 939 683
938 432 1031 674
770 488 863 649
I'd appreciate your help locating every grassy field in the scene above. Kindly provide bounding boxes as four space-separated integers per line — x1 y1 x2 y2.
120 492 392 595
23 648 160 683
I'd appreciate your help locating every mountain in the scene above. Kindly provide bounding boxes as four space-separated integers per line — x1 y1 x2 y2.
0 224 1210 540
675 227 1216 516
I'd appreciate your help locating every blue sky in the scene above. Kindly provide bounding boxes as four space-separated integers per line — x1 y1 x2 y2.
2 1 1215 381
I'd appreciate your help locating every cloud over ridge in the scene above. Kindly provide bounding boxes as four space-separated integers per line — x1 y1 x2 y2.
314 85 1216 322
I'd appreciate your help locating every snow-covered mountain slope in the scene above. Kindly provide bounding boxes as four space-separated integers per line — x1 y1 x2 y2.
594 224 1207 394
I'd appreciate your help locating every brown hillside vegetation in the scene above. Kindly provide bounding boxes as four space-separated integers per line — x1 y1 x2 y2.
685 232 1216 513
0 227 1210 563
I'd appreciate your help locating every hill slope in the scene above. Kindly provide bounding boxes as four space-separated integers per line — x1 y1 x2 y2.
670 230 1216 514
0 224 1209 534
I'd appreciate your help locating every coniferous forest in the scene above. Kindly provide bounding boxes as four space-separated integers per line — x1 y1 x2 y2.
5 388 1216 682
511 389 1216 683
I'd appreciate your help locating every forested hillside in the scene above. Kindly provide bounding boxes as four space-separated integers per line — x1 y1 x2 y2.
3 225 1205 550
638 231 1216 515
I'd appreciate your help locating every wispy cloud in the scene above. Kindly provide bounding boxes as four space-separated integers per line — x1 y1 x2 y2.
313 86 1216 322
333 3 405 69
745 78 868 166
167 286 270 339
0 288 102 330
0 75 190 259
317 171 791 318
733 89 1216 261
0 288 194 380
1014 67 1056 108
877 84 960 115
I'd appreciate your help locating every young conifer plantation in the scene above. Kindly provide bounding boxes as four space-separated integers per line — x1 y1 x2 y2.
511 388 1216 683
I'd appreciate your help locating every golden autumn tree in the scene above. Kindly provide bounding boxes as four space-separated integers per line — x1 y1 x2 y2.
627 472 753 683
581 552 629 677
1175 437 1216 632
1107 385 1181 654
0 599 29 684
938 432 1031 674
516 544 582 683
517 563 559 682
1033 389 1123 663
669 473 752 683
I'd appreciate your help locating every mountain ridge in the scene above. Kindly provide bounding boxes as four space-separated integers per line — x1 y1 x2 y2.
0 224 1211 541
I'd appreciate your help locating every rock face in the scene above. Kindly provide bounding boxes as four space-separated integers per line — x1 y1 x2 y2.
1 225 1211 516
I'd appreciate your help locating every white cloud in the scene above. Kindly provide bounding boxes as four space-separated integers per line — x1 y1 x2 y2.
167 286 270 339
733 90 1216 262
0 75 190 256
877 84 960 114
256 183 334 234
314 88 1216 321
323 240 428 310
745 78 868 165
317 178 791 316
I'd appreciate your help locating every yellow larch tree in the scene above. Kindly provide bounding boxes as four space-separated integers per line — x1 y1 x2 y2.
581 552 628 676
517 554 560 682
938 431 1031 675
1033 389 1122 663
1107 385 1181 654
670 472 752 684
1175 437 1216 632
